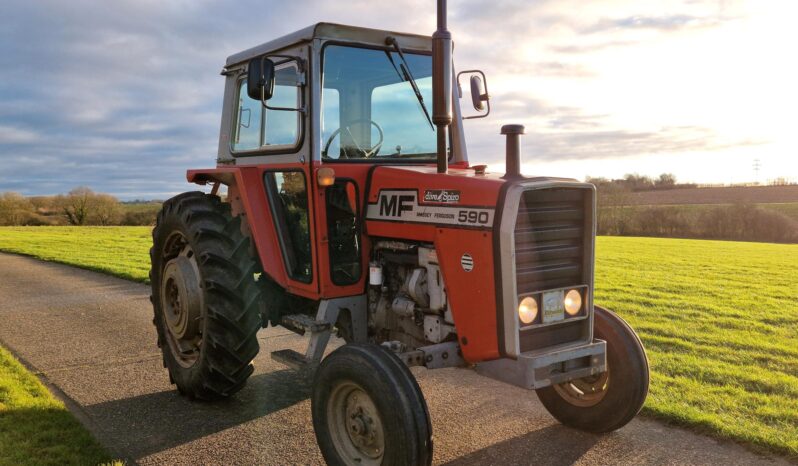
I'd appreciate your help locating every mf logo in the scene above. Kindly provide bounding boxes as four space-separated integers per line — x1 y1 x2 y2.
379 194 415 217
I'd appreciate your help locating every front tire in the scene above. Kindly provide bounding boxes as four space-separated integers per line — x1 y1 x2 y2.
311 344 433 466
536 306 649 433
150 191 262 400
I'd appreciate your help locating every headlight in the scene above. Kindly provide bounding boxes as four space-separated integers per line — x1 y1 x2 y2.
564 289 582 316
518 296 538 324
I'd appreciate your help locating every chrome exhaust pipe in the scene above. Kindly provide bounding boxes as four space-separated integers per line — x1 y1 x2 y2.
432 0 452 174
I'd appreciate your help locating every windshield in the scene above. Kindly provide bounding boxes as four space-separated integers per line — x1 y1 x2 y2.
321 44 443 160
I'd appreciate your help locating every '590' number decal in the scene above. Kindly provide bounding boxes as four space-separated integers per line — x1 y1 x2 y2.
458 210 490 225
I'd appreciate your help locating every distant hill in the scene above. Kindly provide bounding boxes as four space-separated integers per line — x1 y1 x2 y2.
624 185 798 206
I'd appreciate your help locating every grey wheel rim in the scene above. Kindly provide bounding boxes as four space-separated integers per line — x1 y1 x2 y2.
327 381 385 465
160 232 204 368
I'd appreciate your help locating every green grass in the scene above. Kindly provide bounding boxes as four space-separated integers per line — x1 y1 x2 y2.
0 345 111 465
0 226 152 282
595 236 798 457
0 227 796 457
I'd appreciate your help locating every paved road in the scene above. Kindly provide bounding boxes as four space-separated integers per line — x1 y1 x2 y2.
0 252 791 466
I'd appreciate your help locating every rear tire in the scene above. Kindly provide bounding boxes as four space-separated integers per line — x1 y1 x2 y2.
150 191 262 400
311 344 433 466
535 306 649 433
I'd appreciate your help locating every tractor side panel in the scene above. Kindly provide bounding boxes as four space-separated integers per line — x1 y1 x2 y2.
434 228 500 362
363 166 505 363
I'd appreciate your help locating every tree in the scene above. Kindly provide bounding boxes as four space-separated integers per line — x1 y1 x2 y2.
0 192 34 225
93 193 122 226
622 173 655 192
56 187 121 225
655 173 677 189
58 187 93 225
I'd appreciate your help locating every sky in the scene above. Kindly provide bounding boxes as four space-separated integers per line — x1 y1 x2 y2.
0 0 795 199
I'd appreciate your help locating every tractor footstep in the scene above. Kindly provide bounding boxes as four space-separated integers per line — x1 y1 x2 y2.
271 349 315 371
281 314 331 335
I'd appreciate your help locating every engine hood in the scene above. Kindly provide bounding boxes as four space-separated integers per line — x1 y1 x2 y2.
367 165 506 209
364 165 577 233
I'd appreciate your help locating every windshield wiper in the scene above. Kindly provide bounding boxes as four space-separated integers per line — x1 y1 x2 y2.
385 36 435 131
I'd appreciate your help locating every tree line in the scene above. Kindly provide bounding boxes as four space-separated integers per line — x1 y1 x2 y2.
590 174 798 243
0 188 160 226
586 173 692 192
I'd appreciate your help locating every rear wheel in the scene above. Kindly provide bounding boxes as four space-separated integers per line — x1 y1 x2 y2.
311 344 432 466
150 191 262 400
535 306 649 433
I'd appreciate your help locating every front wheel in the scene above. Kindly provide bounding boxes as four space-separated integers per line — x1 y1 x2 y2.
536 306 649 433
311 344 432 466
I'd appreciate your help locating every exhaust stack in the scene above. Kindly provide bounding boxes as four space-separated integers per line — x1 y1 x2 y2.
501 124 525 179
432 0 452 174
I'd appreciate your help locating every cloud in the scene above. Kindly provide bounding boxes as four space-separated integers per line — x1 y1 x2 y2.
0 125 39 144
580 14 723 34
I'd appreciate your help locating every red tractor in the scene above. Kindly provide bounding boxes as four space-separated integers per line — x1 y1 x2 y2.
150 2 649 464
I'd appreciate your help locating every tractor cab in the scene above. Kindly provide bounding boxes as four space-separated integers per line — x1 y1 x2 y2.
216 23 474 168
191 22 493 304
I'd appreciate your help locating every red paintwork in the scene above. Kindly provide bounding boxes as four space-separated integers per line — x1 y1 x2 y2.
188 161 508 363
188 164 319 299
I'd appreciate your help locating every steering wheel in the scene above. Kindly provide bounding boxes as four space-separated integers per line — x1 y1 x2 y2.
322 119 384 159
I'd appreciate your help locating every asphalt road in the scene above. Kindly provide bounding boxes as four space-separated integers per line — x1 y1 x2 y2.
0 252 791 466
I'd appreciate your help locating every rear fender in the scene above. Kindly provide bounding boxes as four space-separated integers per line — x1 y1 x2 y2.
187 167 292 290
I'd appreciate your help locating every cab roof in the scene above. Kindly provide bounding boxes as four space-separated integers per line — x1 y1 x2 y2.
225 22 432 68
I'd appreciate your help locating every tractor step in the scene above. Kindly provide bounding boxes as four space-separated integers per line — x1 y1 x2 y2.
281 314 331 335
271 349 314 370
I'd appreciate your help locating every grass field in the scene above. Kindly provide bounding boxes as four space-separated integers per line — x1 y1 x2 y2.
0 345 110 465
594 237 798 456
0 227 796 457
0 226 152 282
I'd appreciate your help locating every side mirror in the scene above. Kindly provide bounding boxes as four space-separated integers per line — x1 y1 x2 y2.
470 75 488 111
456 70 490 119
247 57 275 101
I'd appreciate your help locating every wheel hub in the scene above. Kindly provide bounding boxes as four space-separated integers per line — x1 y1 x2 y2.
161 255 202 341
346 405 378 452
328 382 385 464
553 366 611 407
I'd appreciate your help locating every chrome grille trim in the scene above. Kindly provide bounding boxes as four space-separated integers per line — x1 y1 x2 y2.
497 180 596 358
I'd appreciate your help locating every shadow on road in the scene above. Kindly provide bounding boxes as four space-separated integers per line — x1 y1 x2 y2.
84 369 312 459
443 424 601 466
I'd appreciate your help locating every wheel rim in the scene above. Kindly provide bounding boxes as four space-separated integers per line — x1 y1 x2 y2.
553 366 610 407
327 381 385 465
160 232 204 368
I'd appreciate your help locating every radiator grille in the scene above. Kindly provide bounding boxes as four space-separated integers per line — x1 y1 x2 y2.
514 188 587 295
519 320 584 353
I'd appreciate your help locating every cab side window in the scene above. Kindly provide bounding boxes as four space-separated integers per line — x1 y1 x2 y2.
264 171 312 282
233 65 301 152
233 83 262 151
326 180 361 285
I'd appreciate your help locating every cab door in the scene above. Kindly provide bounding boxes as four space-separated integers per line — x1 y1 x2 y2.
227 47 320 299
312 170 371 298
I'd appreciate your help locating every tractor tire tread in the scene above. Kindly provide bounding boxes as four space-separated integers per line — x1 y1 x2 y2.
150 191 262 401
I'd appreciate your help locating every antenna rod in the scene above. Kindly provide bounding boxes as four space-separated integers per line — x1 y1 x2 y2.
432 0 452 173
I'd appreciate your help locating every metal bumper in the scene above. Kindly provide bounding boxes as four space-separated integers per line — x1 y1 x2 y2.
475 339 606 390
